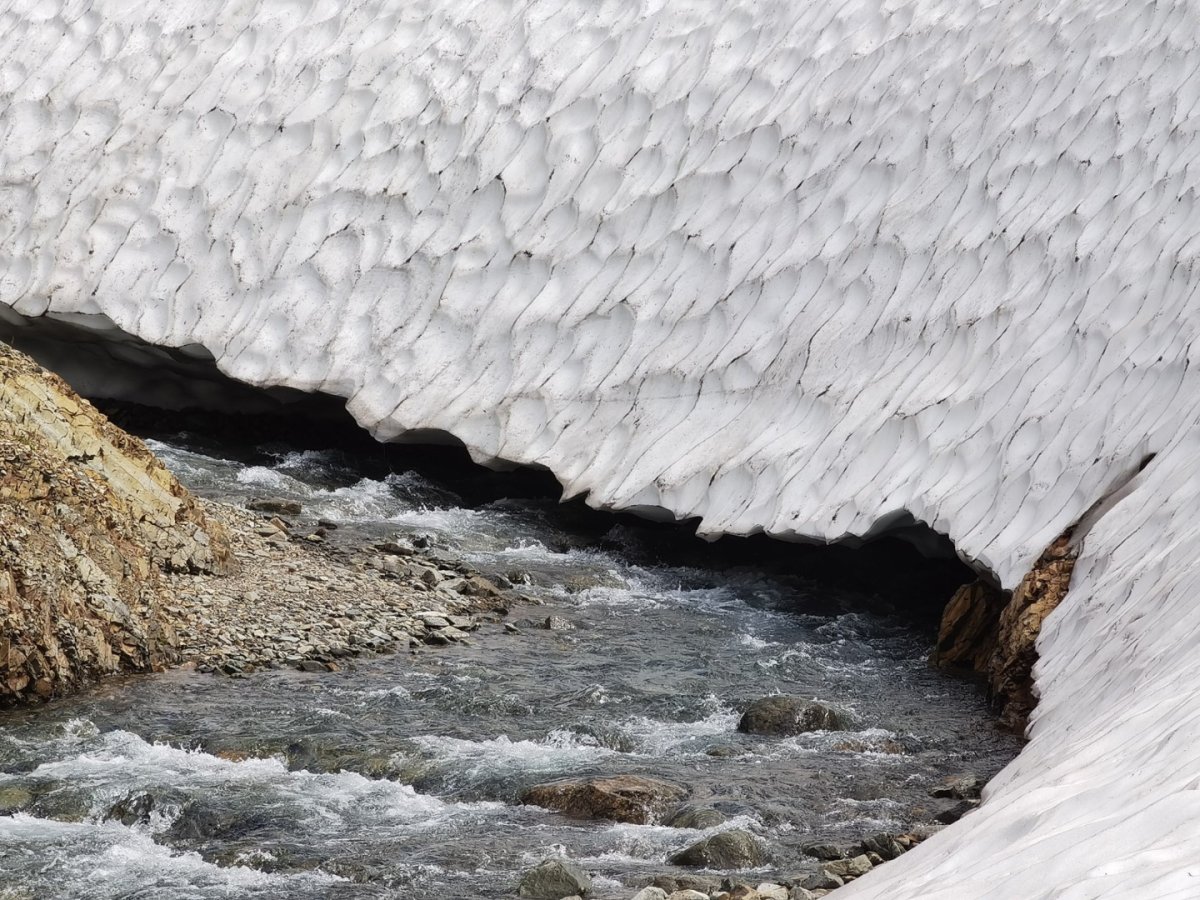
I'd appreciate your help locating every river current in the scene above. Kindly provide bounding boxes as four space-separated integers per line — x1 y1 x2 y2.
0 433 1022 898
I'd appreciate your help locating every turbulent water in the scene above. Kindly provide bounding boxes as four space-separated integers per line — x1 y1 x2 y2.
0 436 1022 899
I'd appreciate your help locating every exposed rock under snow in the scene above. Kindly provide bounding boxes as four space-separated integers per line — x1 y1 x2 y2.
1 1 1198 896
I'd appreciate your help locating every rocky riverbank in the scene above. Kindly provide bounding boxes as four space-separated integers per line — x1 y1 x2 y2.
162 498 515 675
0 340 520 705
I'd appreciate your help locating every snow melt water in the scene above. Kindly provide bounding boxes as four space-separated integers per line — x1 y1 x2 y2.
0 2 1197 896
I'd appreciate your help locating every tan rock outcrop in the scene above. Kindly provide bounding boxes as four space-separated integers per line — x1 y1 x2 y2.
0 342 231 704
934 533 1077 731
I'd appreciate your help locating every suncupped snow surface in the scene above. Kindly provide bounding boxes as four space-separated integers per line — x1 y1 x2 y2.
1 1 1198 896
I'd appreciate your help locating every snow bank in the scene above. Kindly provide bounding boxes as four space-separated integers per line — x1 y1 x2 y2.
2 1 1199 895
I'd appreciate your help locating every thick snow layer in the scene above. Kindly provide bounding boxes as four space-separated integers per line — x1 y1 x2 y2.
2 1 1199 895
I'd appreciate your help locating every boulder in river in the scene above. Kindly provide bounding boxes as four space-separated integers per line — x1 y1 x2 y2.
518 857 591 898
521 774 688 824
929 773 985 800
104 791 156 826
737 696 842 736
246 497 302 515
666 804 727 829
859 832 906 860
669 828 767 868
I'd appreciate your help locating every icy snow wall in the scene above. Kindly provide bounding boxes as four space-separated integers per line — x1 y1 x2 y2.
2 1 1200 895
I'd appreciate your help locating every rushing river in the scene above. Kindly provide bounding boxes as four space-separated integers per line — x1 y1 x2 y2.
0 433 1023 899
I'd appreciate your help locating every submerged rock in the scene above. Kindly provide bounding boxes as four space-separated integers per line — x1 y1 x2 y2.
669 829 766 868
0 785 33 815
522 774 688 824
737 696 841 736
518 857 591 898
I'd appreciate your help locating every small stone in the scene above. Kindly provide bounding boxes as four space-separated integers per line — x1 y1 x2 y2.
375 541 411 556
0 785 34 814
822 854 872 879
756 884 788 900
930 774 986 800
667 891 709 900
669 829 767 869
859 833 905 861
674 875 721 893
788 890 818 900
504 622 523 634
543 615 574 631
935 799 980 824
801 844 846 861
800 873 842 891
518 858 592 899
631 889 669 900
105 791 155 826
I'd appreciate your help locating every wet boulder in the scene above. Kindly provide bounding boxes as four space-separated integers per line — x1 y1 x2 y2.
521 774 687 824
859 832 906 860
930 773 986 800
518 857 591 898
247 497 302 515
666 804 727 829
737 696 841 736
669 829 767 868
104 791 156 826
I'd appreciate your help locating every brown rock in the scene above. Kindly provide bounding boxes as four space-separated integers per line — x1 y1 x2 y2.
934 532 1077 731
521 774 688 824
0 342 230 706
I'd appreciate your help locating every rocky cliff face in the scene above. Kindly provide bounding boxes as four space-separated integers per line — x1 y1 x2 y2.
935 533 1077 731
0 342 231 704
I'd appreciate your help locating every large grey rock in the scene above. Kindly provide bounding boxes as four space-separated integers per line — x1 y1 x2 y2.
737 696 841 736
518 857 591 899
669 829 767 869
522 774 688 824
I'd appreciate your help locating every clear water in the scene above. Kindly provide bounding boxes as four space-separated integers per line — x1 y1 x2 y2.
0 438 1022 899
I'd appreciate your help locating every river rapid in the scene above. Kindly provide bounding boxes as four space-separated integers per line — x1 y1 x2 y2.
0 432 1022 899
